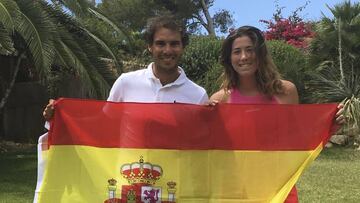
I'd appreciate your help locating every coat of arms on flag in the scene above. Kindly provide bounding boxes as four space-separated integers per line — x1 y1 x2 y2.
104 156 176 203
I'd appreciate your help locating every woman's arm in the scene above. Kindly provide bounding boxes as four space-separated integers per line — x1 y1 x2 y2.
275 80 299 104
209 89 229 104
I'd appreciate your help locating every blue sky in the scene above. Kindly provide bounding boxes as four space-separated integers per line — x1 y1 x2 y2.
210 0 357 31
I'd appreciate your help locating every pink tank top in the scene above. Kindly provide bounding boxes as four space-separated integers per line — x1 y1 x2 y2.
229 88 279 104
228 88 298 202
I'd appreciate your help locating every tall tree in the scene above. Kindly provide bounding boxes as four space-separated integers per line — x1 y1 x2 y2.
99 0 159 32
307 1 360 102
99 0 234 37
310 0 360 68
154 0 234 36
188 0 233 36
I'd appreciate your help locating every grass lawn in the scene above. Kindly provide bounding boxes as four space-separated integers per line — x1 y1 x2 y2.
298 147 360 202
0 147 37 203
0 146 359 202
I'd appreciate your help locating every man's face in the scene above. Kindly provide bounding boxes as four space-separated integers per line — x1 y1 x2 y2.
148 28 184 73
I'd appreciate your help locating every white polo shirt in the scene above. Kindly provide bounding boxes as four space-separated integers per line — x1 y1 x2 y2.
107 63 208 104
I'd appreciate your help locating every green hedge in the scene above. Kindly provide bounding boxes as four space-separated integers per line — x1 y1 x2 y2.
267 40 309 102
202 63 223 96
180 36 222 84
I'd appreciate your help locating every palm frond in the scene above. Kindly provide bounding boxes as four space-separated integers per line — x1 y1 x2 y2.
79 37 117 84
307 61 360 103
81 26 120 69
340 96 360 138
0 24 14 55
41 1 121 69
56 25 112 98
55 0 92 17
43 2 114 98
88 8 132 53
74 31 115 96
85 64 111 99
15 0 57 78
56 39 97 96
0 0 19 32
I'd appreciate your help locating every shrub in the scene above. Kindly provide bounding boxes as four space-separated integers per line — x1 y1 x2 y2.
201 63 223 96
266 40 309 102
261 19 314 49
180 36 222 84
260 0 314 49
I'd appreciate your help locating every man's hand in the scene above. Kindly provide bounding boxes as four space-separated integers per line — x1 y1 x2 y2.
43 99 55 121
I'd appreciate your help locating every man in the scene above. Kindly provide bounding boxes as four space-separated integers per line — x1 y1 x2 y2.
36 16 208 200
43 15 208 119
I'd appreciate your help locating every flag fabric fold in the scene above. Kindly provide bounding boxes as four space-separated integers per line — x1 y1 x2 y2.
34 98 337 203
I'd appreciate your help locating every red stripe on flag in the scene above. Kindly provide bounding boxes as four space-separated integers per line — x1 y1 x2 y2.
49 98 337 150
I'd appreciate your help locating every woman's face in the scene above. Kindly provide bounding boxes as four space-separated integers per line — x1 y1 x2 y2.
230 36 257 78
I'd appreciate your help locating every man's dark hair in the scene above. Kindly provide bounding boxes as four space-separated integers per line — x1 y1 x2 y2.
144 15 189 47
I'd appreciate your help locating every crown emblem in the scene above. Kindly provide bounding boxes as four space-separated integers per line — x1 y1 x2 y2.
120 156 163 185
108 178 117 186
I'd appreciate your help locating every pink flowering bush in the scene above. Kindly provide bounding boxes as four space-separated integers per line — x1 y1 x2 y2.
261 18 314 49
260 0 315 49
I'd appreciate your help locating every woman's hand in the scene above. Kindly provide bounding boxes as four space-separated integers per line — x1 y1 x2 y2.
206 99 219 106
335 103 346 125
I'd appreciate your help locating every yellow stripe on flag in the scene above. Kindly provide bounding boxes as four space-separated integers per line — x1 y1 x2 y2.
38 146 319 203
271 142 323 203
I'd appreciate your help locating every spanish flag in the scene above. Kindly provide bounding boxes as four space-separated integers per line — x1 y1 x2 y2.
34 98 337 203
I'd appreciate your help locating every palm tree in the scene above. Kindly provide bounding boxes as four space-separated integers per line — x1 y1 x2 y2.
309 1 360 73
308 1 360 102
307 1 360 145
0 0 127 111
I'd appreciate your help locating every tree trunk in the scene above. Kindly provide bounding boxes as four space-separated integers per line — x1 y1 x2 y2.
200 0 216 36
338 18 344 83
0 53 24 111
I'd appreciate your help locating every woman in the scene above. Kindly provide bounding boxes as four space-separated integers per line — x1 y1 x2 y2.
210 25 346 202
210 25 300 202
210 25 298 105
